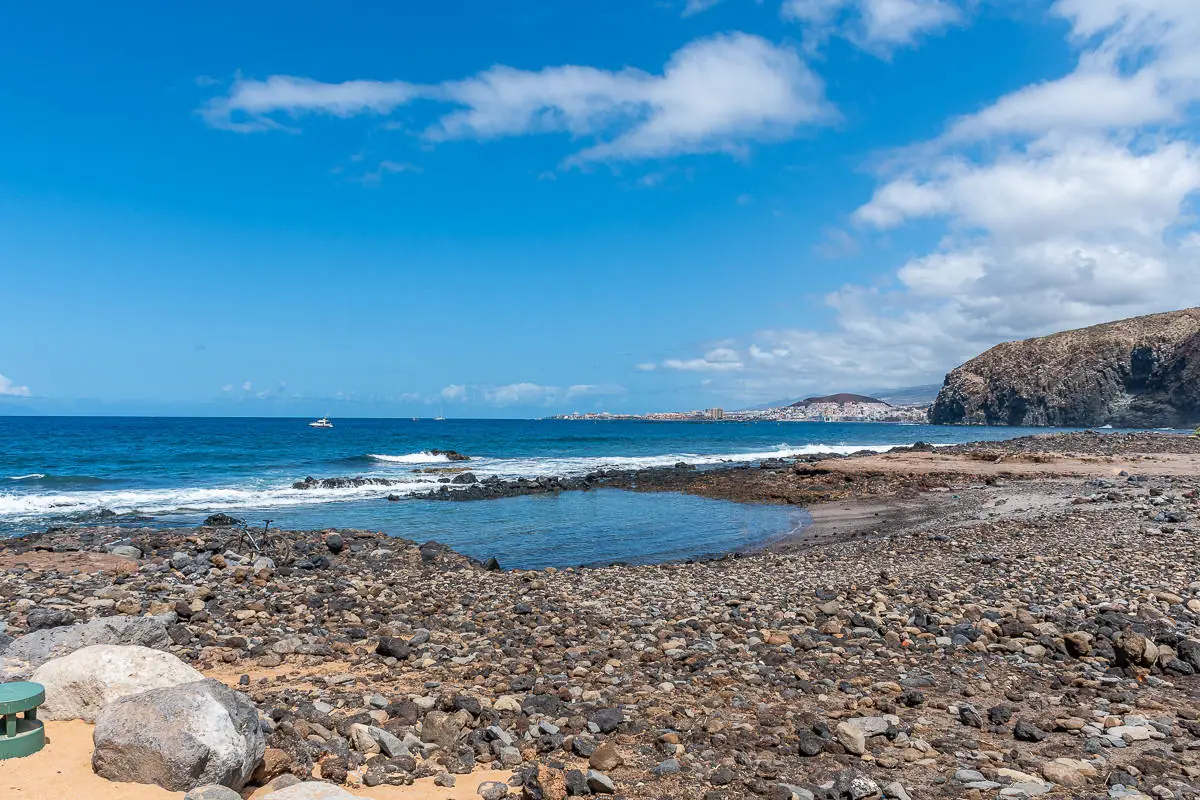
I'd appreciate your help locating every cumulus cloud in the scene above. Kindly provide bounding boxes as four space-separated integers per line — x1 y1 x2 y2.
0 374 31 397
202 34 834 164
783 0 964 53
440 384 467 402
643 0 1200 402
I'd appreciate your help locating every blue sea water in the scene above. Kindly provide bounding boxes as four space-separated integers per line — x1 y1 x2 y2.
0 417 1146 568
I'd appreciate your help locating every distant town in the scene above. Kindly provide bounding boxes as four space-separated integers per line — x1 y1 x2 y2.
549 393 931 423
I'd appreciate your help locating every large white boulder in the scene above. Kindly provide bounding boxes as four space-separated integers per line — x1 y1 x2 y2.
92 679 265 791
32 644 202 722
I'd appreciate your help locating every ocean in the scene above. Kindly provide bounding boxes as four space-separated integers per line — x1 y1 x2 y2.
0 417 1127 568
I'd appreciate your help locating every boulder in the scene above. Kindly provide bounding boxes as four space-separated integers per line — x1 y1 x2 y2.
32 644 203 722
1 615 171 680
92 679 265 791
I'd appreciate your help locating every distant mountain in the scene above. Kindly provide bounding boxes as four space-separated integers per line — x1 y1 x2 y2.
873 384 941 407
791 393 886 407
931 308 1200 427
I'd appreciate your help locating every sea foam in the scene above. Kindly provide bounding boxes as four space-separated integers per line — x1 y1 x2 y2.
368 452 456 464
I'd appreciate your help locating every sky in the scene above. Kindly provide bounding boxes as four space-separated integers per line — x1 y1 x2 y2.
1 0 1198 417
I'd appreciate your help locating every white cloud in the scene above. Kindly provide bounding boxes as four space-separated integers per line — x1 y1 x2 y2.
203 34 834 165
484 383 556 406
640 0 1200 402
242 381 253 392
203 76 417 132
0 374 31 397
440 384 467 401
660 347 746 372
856 138 1200 239
682 0 724 16
783 0 963 53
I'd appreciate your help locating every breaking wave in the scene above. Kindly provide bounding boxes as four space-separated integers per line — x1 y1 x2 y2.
0 442 903 522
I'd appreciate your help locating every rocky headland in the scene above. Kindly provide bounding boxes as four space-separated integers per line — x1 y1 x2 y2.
930 308 1200 428
1 433 1200 799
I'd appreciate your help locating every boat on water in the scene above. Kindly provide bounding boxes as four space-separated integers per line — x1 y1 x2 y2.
309 417 333 429
1099 424 1114 429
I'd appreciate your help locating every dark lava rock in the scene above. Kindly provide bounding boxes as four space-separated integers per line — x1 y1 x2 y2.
376 637 411 660
1013 719 1046 742
25 608 76 631
589 708 622 734
203 513 244 527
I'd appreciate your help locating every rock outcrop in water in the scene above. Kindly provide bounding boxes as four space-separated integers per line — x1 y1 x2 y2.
931 308 1200 427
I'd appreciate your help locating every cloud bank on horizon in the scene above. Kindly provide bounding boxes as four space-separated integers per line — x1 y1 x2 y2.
4 0 1200 414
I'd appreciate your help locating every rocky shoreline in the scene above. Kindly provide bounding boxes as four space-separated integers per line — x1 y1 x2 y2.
2 432 1200 799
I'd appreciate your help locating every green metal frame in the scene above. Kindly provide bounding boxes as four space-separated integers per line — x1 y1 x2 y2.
0 682 45 760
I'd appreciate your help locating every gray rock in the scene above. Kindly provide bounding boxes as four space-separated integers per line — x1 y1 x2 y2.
587 770 616 794
478 780 509 800
368 725 407 758
108 544 143 559
92 678 265 791
25 608 76 631
1 615 170 679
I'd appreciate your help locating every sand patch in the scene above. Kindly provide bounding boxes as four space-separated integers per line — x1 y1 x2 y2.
0 721 511 800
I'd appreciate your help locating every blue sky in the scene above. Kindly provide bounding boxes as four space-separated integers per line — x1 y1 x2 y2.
1 1 1197 417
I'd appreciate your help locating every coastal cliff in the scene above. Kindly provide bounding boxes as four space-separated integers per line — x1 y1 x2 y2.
930 308 1200 427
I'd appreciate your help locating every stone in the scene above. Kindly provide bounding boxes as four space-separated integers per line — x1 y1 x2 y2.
1042 758 1099 788
586 770 615 794
108 545 143 559
25 608 76 631
589 741 622 771
478 780 509 800
1064 631 1093 657
1013 719 1046 742
32 644 203 722
836 721 867 755
589 707 623 733
92 679 266 791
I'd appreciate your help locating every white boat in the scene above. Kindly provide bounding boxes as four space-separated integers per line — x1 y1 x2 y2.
1099 424 1113 429
309 417 333 429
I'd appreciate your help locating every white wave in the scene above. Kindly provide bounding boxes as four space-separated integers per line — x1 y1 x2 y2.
7 474 46 481
0 442 908 521
459 443 900 480
0 478 447 520
368 452 454 464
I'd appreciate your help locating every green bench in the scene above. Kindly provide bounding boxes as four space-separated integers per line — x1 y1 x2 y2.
0 681 45 759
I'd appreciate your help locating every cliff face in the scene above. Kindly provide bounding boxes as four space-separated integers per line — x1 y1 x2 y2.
930 309 1200 427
